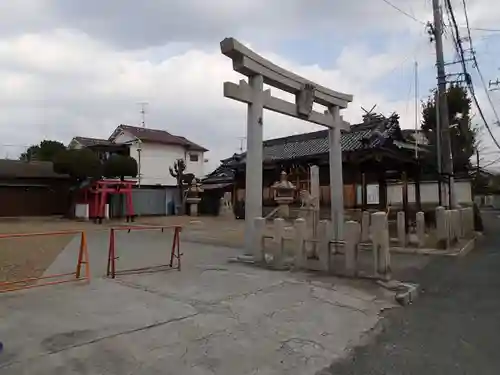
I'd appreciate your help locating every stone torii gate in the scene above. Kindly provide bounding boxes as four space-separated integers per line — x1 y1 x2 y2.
220 37 353 257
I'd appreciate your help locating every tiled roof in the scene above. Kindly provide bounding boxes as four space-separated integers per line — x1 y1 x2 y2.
74 136 114 147
202 165 236 183
0 160 69 179
240 116 401 163
203 116 414 184
112 125 208 152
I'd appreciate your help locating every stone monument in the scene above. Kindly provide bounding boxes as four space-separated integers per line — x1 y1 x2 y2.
185 180 203 216
221 37 353 258
271 171 296 218
219 191 233 217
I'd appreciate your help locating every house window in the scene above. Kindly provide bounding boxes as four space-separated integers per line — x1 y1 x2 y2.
189 153 199 162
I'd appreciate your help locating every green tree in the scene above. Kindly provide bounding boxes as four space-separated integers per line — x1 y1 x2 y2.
20 140 66 162
53 149 102 182
169 158 187 215
102 154 138 179
421 85 477 173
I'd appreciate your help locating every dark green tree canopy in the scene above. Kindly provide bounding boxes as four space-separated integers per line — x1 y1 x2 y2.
53 149 138 182
103 154 138 179
53 149 102 181
19 140 66 162
421 85 477 173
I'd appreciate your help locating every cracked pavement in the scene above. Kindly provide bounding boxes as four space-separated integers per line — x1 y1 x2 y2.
0 230 397 374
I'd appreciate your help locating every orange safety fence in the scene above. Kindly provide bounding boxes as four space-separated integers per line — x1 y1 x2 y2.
106 225 182 279
0 231 90 294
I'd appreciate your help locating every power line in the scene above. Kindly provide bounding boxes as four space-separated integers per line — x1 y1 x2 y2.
461 0 500 125
481 155 500 168
444 0 500 151
469 27 500 33
379 0 500 33
379 0 426 25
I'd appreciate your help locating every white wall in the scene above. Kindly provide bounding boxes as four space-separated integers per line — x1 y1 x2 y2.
387 180 472 205
185 150 205 178
113 131 205 186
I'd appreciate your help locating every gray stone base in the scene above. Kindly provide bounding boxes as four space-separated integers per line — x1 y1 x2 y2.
377 280 419 306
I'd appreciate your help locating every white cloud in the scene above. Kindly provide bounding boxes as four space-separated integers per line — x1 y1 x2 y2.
0 28 431 172
0 0 499 172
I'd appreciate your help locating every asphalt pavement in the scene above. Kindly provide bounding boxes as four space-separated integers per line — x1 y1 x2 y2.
323 210 500 375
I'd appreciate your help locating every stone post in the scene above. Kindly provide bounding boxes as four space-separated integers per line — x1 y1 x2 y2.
317 220 331 272
190 203 199 216
272 218 285 269
436 206 448 248
244 75 264 256
294 218 307 269
329 106 344 242
445 210 453 244
459 209 466 239
310 165 320 237
466 207 474 236
397 211 406 247
253 217 266 262
461 208 469 237
361 211 370 243
416 211 426 248
371 211 391 280
451 210 458 243
344 220 361 277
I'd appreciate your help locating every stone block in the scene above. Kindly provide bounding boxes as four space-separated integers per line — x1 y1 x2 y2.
253 217 266 262
371 211 391 280
317 220 332 272
361 211 370 242
344 221 361 277
416 211 426 248
436 206 448 248
450 210 460 242
397 211 406 247
271 218 285 269
294 218 307 269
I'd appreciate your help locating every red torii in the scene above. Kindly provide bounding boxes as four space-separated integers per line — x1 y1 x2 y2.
90 179 136 224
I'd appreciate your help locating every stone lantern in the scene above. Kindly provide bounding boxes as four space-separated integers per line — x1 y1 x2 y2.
271 171 296 218
186 180 204 216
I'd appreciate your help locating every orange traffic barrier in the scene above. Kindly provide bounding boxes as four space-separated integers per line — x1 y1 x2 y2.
0 231 90 294
106 225 182 279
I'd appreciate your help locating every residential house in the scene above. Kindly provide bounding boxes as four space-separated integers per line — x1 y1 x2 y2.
69 124 208 217
108 125 207 186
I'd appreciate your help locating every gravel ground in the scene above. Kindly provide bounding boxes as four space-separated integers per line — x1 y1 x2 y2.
0 235 74 286
0 218 107 287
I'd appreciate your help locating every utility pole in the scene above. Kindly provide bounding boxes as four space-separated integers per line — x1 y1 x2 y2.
414 61 419 160
432 0 455 208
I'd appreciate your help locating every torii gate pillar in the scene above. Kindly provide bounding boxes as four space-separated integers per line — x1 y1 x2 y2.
245 74 264 253
220 37 353 258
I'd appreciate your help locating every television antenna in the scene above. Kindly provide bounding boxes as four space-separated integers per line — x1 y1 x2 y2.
138 102 149 127
237 136 246 152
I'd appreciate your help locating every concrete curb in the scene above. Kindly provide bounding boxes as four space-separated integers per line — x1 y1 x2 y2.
456 237 476 257
377 280 419 306
394 283 419 306
386 235 478 258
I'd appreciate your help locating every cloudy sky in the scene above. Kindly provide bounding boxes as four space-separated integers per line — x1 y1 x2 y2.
1 0 500 171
